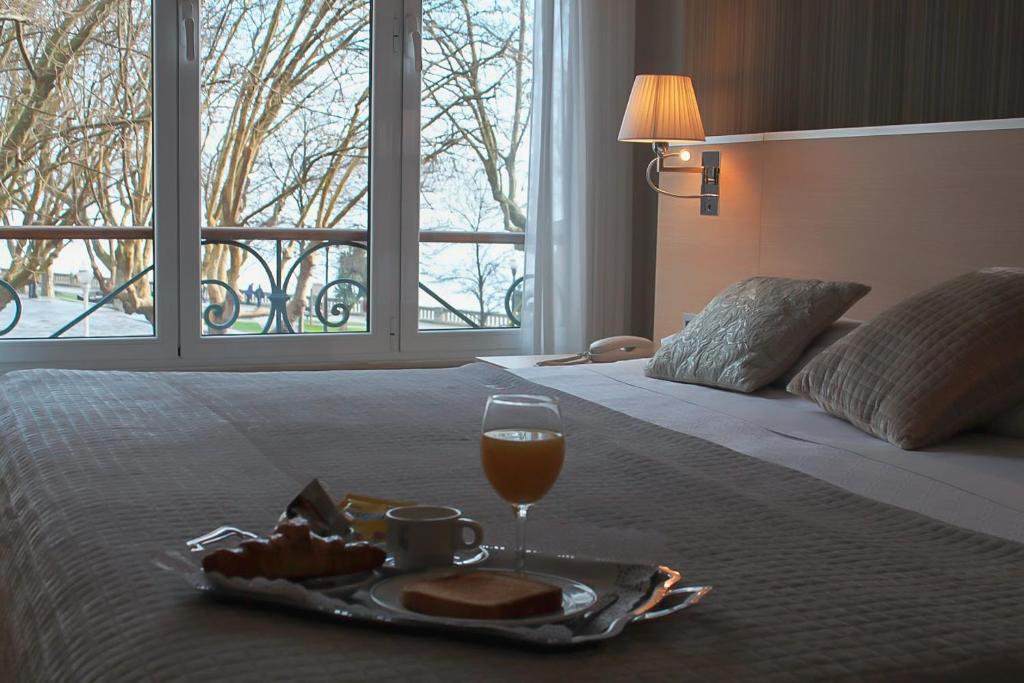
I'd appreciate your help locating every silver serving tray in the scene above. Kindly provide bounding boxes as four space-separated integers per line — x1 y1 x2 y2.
164 526 712 647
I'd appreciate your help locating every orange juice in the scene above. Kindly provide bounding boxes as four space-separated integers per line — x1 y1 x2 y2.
481 429 565 504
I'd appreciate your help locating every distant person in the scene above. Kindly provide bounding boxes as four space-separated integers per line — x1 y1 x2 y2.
255 285 265 308
244 283 254 305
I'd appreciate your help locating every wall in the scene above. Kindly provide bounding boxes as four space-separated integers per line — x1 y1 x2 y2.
652 123 1024 342
635 1 1024 338
642 0 1024 341
630 0 685 337
679 0 1024 135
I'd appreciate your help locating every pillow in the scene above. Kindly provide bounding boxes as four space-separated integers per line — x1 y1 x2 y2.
986 403 1024 438
645 276 870 392
772 319 861 389
788 267 1024 449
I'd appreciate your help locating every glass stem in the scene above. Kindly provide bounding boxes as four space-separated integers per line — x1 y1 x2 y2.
514 503 530 573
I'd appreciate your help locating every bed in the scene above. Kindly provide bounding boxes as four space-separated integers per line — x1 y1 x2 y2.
1 362 1023 681
516 360 1024 544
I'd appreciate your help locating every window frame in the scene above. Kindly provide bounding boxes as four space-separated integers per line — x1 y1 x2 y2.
397 0 523 356
176 0 404 366
0 0 180 370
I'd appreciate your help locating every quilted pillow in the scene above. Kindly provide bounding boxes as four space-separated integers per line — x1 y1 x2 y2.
788 267 1024 449
645 277 870 392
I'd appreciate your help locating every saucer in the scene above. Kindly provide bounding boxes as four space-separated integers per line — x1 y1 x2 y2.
301 570 377 596
205 569 376 599
380 546 490 574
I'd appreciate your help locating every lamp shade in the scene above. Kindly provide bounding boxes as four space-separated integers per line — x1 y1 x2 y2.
618 75 705 144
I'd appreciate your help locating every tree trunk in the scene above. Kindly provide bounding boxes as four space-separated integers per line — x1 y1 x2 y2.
0 239 60 312
105 239 155 322
42 263 55 297
287 256 316 329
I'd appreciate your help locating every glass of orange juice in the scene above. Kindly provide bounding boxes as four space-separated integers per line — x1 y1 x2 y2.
481 394 565 572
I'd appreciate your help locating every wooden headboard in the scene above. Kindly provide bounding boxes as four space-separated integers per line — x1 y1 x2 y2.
653 120 1024 341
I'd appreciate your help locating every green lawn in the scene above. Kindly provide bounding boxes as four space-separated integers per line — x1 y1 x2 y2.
228 319 367 334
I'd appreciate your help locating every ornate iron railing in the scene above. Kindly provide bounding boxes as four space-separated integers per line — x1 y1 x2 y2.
0 278 21 336
0 226 525 338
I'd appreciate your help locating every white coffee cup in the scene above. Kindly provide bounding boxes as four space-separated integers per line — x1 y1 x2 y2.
385 505 484 571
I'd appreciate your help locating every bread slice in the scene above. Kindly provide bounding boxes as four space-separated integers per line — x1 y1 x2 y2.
401 571 563 620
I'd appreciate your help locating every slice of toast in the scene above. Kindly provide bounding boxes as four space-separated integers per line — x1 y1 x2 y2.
401 571 563 620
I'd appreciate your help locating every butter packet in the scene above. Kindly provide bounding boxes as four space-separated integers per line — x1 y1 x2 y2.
340 493 414 542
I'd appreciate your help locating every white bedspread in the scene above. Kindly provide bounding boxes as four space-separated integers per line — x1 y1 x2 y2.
514 360 1024 543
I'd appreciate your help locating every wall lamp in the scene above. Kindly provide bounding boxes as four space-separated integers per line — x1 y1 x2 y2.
618 75 720 216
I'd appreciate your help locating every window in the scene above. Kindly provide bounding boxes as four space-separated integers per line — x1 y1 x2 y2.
416 0 531 332
0 0 532 367
197 0 371 337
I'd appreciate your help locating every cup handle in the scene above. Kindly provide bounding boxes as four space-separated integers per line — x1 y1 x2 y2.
456 518 484 549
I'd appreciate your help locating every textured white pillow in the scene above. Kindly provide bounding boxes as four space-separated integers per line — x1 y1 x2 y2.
645 277 870 392
789 268 1024 449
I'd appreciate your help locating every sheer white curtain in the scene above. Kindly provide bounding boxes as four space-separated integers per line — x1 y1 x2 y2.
520 0 636 354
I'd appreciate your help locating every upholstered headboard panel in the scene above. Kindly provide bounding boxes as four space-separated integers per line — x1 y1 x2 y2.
653 121 1024 341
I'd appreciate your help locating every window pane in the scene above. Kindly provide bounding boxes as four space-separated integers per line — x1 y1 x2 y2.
418 0 532 331
0 2 154 340
199 0 370 336
419 242 523 329
201 239 367 335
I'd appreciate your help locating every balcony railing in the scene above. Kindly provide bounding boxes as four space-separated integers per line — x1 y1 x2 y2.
0 226 525 338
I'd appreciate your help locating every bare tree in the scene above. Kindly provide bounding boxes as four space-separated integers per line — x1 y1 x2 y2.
0 0 124 311
81 0 154 318
431 184 515 325
0 0 532 335
0 0 373 329
418 0 531 327
421 0 531 233
199 0 371 329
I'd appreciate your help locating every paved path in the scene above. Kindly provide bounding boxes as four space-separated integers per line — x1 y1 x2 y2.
1 296 153 339
1 297 480 340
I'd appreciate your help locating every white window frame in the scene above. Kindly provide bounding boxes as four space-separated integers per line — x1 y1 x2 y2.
0 0 180 371
176 0 405 366
397 1 523 356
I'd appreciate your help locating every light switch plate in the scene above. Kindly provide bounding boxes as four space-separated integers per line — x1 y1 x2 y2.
700 151 720 216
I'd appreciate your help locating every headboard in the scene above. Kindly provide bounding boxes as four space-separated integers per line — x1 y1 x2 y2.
653 120 1024 341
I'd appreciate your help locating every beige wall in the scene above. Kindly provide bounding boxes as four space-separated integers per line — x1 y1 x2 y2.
653 126 1024 342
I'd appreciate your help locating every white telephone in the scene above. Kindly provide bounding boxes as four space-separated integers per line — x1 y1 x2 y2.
536 336 655 366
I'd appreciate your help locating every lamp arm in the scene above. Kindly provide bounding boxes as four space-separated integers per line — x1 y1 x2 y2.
645 156 716 200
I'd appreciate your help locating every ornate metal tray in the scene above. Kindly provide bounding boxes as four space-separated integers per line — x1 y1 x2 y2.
160 526 712 647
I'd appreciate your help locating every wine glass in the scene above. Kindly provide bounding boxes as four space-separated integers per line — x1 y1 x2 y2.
481 394 565 573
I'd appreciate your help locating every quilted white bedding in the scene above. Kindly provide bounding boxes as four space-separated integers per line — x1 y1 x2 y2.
515 359 1024 543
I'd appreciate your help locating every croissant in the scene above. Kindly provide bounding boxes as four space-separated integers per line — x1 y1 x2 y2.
202 521 385 580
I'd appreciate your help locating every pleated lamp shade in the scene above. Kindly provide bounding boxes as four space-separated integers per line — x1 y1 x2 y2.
618 75 706 144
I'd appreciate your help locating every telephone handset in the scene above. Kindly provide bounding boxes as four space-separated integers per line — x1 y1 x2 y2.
589 335 655 361
536 336 654 366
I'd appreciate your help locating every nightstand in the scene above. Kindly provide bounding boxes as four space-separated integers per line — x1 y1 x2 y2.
475 354 579 369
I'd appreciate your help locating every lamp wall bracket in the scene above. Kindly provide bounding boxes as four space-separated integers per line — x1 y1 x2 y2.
646 143 720 216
